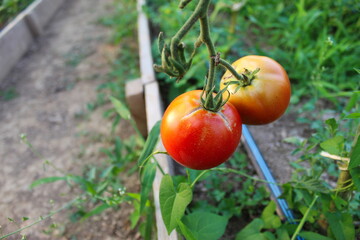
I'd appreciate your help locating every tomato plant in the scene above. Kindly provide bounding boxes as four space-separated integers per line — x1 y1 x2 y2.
160 90 242 170
220 55 291 125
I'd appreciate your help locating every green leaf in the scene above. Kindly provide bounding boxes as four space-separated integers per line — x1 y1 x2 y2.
30 176 67 189
159 175 193 234
344 93 358 112
181 211 228 240
299 231 333 240
283 136 303 146
276 227 290 240
293 177 330 193
81 203 111 220
320 135 345 155
143 202 154 240
236 218 267 240
261 201 281 229
109 96 131 120
138 121 161 167
325 212 355 240
178 220 197 240
130 200 140 229
344 113 360 119
140 161 157 212
298 204 318 223
349 167 360 190
325 118 338 135
349 135 360 169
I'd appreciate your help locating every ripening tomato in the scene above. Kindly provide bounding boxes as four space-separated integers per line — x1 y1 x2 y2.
220 55 291 125
160 90 242 170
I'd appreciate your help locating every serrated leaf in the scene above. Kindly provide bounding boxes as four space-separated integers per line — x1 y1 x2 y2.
30 176 67 189
299 231 333 240
159 175 192 234
349 135 360 169
293 178 330 193
181 211 228 240
109 96 131 120
140 161 157 212
261 201 281 229
320 135 345 155
137 121 161 167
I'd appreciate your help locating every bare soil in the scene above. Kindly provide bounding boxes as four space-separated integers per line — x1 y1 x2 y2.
247 110 310 184
0 0 139 239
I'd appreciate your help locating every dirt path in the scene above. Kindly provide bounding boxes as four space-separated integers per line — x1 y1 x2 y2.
0 0 139 239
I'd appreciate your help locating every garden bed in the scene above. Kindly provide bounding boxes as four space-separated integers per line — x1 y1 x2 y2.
133 0 298 238
0 0 65 83
133 0 360 239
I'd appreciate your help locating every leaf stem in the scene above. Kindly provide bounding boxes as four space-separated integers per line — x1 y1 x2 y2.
190 170 210 188
290 195 319 240
219 59 245 81
139 151 169 169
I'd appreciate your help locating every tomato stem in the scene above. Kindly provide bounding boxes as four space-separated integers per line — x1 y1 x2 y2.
190 170 210 188
170 0 207 63
219 59 245 82
158 0 250 111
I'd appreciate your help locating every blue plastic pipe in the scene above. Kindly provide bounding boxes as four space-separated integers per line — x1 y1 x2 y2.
242 125 304 240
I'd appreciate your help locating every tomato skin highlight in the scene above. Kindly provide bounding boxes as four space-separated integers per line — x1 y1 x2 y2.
160 90 242 170
220 55 291 125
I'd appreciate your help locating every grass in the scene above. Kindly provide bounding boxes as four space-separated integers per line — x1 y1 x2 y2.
0 0 34 28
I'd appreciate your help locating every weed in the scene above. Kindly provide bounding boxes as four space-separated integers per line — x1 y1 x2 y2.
0 87 18 101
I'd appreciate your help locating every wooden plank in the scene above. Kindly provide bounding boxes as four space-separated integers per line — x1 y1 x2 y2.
0 0 65 83
137 0 177 238
144 81 177 240
137 0 156 85
25 0 65 37
0 13 34 83
125 78 148 137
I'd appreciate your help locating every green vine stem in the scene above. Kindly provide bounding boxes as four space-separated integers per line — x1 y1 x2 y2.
0 197 80 240
336 169 352 200
291 195 319 240
219 59 245 82
170 0 208 63
164 0 245 111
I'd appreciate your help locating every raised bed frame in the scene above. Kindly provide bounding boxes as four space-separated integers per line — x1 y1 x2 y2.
0 0 65 83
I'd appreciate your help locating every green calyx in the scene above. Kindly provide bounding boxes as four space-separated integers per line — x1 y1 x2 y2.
224 67 260 88
200 81 231 112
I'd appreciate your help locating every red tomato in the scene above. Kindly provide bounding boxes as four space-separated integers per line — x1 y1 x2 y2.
160 90 242 170
220 55 291 125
